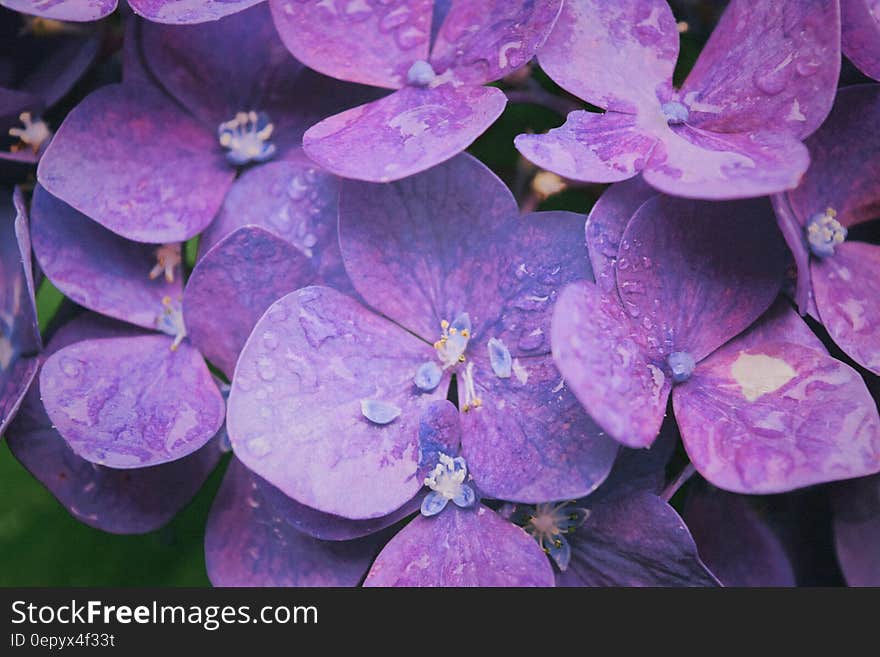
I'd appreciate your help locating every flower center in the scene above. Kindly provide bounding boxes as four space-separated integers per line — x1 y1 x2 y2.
149 244 181 283
661 101 689 125
433 312 471 369
806 207 846 258
406 60 437 87
513 501 589 572
667 351 696 383
8 112 51 153
218 111 276 166
421 452 476 516
158 296 187 351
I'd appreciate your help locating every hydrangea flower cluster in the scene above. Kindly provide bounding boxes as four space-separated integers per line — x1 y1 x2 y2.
1 0 878 587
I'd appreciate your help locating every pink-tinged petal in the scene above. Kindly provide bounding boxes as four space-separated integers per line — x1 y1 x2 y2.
8 383 223 534
682 483 796 587
37 84 233 243
771 193 815 315
586 177 658 293
304 84 506 183
184 227 315 379
551 281 670 448
364 505 554 586
0 0 116 21
30 186 181 331
743 297 827 354
269 0 432 89
40 334 224 468
277 493 420 542
140 3 329 142
539 0 677 111
594 419 678 498
429 0 563 86
644 124 810 200
515 110 657 183
812 241 880 375
339 153 517 340
198 161 352 295
617 195 787 362
558 491 719 587
833 474 880 586
227 286 446 520
675 338 880 494
461 353 618 503
128 0 264 24
842 0 880 80
786 85 880 230
206 458 382 587
680 0 840 138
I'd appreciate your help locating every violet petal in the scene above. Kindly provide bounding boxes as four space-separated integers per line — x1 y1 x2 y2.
363 505 555 586
303 84 506 183
40 333 224 468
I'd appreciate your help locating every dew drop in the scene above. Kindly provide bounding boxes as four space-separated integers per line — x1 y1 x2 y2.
257 356 276 381
361 399 402 425
262 331 279 350
60 357 82 378
246 436 273 457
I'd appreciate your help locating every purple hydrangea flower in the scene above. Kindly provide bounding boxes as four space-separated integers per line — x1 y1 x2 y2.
0 186 40 435
26 189 304 468
551 182 880 493
515 0 841 199
833 473 880 586
841 0 880 80
1 0 263 24
271 0 563 181
227 153 619 523
6 312 225 533
682 482 797 587
1 9 100 172
36 4 367 243
772 84 880 375
208 401 718 587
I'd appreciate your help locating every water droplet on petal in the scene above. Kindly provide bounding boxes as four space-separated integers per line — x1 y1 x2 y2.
361 399 401 425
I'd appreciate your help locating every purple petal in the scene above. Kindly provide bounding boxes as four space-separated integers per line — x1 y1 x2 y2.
364 505 554 586
595 419 678 498
833 474 880 586
198 160 352 295
206 458 382 587
536 0 678 112
140 3 332 146
417 400 462 473
183 226 315 379
586 176 658 294
9 187 40 353
515 110 657 183
429 0 563 85
269 0 432 89
812 242 880 375
303 84 506 182
680 0 840 138
0 358 37 438
644 125 810 200
227 286 446 520
8 387 223 534
339 153 517 339
675 320 880 494
842 0 880 80
40 334 224 468
461 353 618 503
557 491 719 587
37 83 233 243
784 85 880 231
552 281 669 448
7 312 222 534
683 483 796 587
0 0 117 21
617 195 786 362
15 30 101 109
771 193 815 315
30 185 182 331
128 0 265 24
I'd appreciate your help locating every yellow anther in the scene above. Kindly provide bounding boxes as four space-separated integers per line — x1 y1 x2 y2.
440 319 449 329
826 207 837 218
460 329 469 338
458 354 466 362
